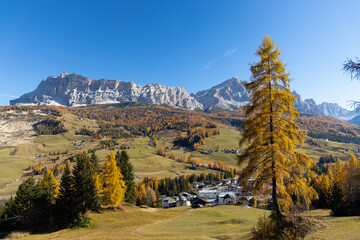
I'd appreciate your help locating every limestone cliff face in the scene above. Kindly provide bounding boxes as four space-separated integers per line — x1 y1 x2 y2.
10 73 203 110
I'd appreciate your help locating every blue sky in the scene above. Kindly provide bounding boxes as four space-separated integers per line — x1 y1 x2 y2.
0 0 360 108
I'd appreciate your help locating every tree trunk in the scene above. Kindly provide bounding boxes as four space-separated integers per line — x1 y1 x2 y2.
272 175 283 221
268 60 284 225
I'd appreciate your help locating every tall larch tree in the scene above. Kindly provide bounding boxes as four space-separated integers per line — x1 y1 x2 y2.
238 36 316 222
103 151 127 208
43 169 60 205
116 150 136 203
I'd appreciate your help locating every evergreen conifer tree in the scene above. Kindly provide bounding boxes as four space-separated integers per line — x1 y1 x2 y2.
56 163 77 226
1 177 48 231
116 150 136 203
90 151 101 174
72 153 101 215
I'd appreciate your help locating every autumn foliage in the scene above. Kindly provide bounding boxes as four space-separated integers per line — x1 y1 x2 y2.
102 151 127 208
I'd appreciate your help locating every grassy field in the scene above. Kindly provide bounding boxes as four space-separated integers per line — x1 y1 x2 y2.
304 210 360 240
155 125 240 169
3 206 360 240
17 205 269 240
96 138 215 180
297 139 359 162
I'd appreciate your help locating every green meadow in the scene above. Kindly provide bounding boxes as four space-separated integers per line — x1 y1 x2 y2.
19 205 269 240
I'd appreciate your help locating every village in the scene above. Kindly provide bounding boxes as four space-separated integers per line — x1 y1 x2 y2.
160 177 259 209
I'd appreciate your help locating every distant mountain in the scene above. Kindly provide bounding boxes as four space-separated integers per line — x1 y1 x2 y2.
10 73 359 121
348 114 360 125
192 79 358 120
192 77 250 111
293 92 323 115
291 92 358 121
10 73 203 110
318 102 358 121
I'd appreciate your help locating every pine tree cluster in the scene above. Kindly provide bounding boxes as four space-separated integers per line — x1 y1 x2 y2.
0 150 136 232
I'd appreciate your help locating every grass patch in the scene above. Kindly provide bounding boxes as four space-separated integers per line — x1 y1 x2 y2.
305 214 360 240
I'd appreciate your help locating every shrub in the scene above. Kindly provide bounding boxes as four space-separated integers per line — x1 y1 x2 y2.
251 215 277 240
252 213 327 240
72 217 94 229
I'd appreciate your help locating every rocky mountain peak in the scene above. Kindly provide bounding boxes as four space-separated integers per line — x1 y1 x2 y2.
193 77 250 111
10 73 202 109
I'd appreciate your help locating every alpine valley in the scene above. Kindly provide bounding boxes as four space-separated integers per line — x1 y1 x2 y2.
2 73 360 240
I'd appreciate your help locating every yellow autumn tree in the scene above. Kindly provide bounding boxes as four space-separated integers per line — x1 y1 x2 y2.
43 169 60 204
94 173 103 198
103 151 126 208
238 36 317 221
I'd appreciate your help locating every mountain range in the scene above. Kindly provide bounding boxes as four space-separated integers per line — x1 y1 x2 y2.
10 72 359 121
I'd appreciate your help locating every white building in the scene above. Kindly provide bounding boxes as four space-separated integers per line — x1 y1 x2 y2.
198 190 217 199
161 197 176 208
161 196 171 208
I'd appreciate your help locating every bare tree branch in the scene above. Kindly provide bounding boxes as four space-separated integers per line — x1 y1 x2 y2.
343 58 360 80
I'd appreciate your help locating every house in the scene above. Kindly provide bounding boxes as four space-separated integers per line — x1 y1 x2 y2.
218 192 237 205
178 192 192 201
161 197 176 208
161 196 170 208
223 194 237 205
238 196 254 206
198 190 217 200
222 179 231 185
176 193 191 207
189 164 199 170
190 197 207 208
